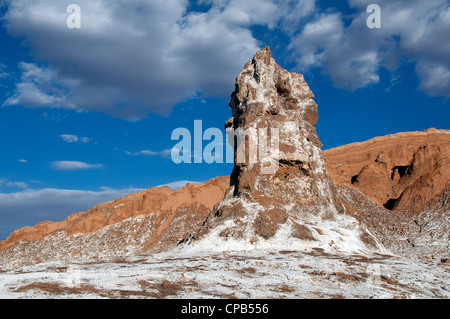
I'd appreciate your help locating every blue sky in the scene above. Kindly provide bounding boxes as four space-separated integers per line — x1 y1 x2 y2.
0 0 449 239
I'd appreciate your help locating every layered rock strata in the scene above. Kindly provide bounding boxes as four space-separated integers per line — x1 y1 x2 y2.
324 128 450 212
324 129 450 258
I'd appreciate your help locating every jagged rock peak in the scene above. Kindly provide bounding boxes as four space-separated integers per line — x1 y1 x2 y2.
226 46 342 213
228 46 319 131
189 47 371 250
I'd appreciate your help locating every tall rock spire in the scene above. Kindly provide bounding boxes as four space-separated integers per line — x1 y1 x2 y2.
190 47 364 248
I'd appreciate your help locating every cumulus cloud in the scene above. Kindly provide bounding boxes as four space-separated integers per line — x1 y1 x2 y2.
198 0 315 29
290 0 450 95
290 11 386 90
2 0 319 119
416 61 450 98
51 161 103 171
129 149 172 158
2 62 76 109
2 0 448 118
0 186 142 240
1 0 256 118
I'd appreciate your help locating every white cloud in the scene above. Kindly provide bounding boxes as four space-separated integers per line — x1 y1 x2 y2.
51 161 103 171
132 150 159 156
416 61 450 98
1 0 257 118
280 0 316 32
199 0 315 29
60 134 78 143
289 13 344 69
60 134 91 144
289 12 383 90
290 0 450 95
6 181 28 188
2 62 76 109
3 0 448 115
127 148 173 158
0 178 28 189
0 63 10 78
2 0 320 119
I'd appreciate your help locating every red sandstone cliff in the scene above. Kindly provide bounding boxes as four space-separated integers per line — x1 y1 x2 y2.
324 128 450 212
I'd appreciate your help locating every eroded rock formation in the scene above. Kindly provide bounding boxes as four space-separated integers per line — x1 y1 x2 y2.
324 128 450 212
324 129 450 258
186 47 374 251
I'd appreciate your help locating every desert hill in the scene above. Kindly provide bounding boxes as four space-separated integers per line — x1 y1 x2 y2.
324 128 450 212
0 177 229 266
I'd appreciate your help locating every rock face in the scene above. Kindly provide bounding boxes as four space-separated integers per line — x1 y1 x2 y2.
324 128 450 212
226 47 341 214
0 177 229 267
187 47 372 251
323 129 450 258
